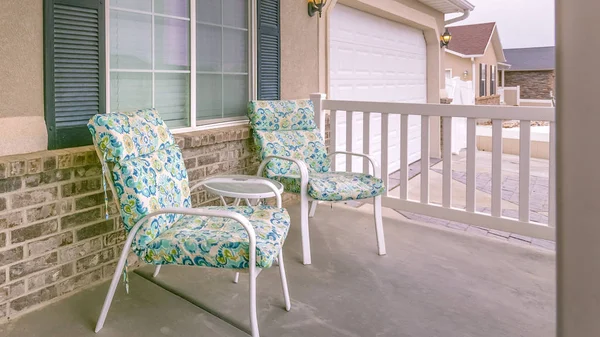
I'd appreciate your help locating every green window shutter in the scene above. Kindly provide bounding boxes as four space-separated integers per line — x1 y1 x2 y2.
44 0 105 149
257 0 280 100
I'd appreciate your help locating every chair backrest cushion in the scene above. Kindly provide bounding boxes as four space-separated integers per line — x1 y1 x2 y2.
248 99 318 131
248 100 331 176
88 109 191 249
87 108 175 162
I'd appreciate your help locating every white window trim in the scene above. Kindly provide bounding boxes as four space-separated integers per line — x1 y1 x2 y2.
445 68 453 79
104 0 257 132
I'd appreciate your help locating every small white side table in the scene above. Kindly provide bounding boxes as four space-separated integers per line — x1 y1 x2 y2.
202 175 285 284
203 175 284 207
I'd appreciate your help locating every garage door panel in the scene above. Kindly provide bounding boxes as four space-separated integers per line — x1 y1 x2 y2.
330 4 427 173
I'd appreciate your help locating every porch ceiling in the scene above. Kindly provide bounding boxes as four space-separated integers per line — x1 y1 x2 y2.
417 0 475 14
2 202 555 337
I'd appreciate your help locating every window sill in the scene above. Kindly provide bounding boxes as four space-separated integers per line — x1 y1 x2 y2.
173 123 252 150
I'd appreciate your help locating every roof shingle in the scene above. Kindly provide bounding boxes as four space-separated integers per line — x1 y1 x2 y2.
504 47 555 71
447 22 496 56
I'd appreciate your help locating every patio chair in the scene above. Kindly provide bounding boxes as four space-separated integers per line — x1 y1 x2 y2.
247 99 386 265
87 108 291 337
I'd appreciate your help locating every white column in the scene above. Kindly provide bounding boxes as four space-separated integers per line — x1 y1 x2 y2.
557 0 600 335
501 69 505 87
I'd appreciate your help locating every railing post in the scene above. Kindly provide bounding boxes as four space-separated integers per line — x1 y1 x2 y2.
310 93 327 136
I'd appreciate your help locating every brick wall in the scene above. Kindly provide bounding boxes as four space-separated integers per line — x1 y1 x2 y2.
0 124 298 321
504 70 555 99
475 95 501 105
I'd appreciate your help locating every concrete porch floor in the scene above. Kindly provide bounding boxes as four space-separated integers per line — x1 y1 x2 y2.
0 202 555 337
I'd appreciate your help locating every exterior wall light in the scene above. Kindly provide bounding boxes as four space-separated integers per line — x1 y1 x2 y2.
440 28 452 48
308 0 327 18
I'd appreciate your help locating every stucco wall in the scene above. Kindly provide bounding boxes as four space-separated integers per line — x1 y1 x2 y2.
280 1 319 99
475 43 499 98
0 0 47 155
445 53 473 81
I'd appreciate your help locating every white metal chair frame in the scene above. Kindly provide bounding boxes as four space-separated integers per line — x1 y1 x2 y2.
257 151 386 265
94 149 290 337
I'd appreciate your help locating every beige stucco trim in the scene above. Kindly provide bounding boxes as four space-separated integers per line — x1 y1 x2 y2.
0 116 48 156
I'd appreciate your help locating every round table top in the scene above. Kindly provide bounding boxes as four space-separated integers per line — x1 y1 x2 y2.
202 175 284 199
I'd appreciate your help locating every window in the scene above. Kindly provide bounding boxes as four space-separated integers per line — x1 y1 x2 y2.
44 0 280 149
479 63 487 97
109 0 249 127
489 65 497 95
110 0 191 127
445 69 453 82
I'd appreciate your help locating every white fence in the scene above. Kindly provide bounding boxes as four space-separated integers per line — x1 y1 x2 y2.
311 93 556 241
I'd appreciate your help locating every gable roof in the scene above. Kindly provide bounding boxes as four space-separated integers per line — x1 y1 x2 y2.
446 22 496 56
504 47 555 71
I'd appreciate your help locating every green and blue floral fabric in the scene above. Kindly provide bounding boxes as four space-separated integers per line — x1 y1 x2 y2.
140 206 290 269
88 109 290 268
248 100 386 201
271 172 385 201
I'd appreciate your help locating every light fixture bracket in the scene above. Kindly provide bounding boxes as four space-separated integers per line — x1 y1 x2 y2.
308 0 326 18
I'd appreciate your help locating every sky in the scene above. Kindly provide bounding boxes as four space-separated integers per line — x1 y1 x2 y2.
446 0 555 49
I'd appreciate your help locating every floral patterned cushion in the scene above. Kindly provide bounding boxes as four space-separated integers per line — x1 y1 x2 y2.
110 146 192 250
269 172 386 201
138 206 290 269
253 129 331 176
248 99 317 131
248 100 331 176
87 108 175 162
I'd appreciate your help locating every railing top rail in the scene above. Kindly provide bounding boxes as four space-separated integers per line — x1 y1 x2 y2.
321 99 555 122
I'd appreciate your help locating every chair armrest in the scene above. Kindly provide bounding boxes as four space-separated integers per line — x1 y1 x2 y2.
122 207 258 268
328 151 381 178
190 177 283 208
257 156 310 191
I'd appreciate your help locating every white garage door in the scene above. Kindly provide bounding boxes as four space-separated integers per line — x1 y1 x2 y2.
329 4 427 174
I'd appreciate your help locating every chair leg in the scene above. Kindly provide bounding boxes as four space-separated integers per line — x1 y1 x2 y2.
249 265 260 337
373 196 386 255
300 194 311 265
309 200 318 218
95 248 129 332
153 265 161 277
278 250 291 311
233 272 240 284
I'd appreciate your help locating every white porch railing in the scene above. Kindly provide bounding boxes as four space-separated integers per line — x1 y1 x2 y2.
310 93 556 241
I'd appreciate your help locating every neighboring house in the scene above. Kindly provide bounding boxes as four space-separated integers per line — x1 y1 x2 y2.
444 22 510 104
0 0 474 320
503 46 556 100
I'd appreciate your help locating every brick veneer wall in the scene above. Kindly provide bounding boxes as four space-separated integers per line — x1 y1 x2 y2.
0 124 299 321
504 70 555 99
475 95 501 105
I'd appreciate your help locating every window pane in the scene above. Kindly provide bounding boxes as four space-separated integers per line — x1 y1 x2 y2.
223 28 247 73
110 11 152 69
154 0 189 18
196 0 221 24
155 73 190 127
111 0 151 12
197 74 223 120
223 0 247 28
110 72 152 112
155 17 190 70
223 75 248 117
197 24 222 72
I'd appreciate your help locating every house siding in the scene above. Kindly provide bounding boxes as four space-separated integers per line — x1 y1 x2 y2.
504 70 556 100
